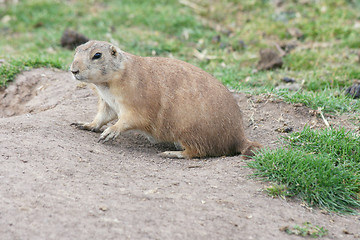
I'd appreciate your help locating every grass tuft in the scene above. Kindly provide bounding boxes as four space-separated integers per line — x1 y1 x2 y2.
275 88 360 114
248 127 360 214
266 184 288 199
282 222 328 238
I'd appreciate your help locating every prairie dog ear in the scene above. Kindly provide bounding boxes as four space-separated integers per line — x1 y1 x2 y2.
110 45 117 56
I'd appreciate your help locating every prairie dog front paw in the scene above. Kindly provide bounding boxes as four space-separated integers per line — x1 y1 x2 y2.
98 126 120 143
71 122 101 132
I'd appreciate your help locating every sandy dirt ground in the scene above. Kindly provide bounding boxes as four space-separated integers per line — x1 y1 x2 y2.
0 68 359 239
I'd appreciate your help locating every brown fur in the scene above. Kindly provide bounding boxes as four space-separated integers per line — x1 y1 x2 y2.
70 40 261 158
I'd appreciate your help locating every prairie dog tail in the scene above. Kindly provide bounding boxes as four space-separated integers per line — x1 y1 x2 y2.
238 141 262 159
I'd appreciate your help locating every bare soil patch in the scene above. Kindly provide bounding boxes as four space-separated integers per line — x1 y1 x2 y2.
0 69 359 239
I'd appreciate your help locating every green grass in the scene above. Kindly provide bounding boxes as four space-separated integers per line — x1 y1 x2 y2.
275 88 360 114
282 222 328 238
248 127 360 214
1 0 360 111
0 57 64 86
265 184 288 199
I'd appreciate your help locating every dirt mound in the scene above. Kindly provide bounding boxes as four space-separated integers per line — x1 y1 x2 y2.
0 69 74 117
0 69 359 240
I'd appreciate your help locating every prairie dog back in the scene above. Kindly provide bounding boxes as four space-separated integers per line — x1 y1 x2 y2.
70 40 261 158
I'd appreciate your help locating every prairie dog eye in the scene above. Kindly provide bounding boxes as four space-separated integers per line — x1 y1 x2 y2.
92 52 102 60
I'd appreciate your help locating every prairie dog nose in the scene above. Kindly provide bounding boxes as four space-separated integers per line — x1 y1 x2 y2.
71 69 80 75
70 60 80 75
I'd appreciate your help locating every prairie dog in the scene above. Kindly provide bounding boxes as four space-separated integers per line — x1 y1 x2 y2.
70 40 261 158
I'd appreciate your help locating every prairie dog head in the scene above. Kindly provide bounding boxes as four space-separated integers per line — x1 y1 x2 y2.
70 40 124 83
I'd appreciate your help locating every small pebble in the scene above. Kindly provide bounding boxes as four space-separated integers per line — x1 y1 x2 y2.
281 77 296 83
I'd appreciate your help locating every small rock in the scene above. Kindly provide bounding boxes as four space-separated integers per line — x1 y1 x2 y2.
99 206 108 212
275 127 293 133
345 81 360 99
256 49 283 71
60 29 89 50
281 77 296 83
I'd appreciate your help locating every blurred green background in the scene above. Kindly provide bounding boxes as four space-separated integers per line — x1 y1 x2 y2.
1 0 360 112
